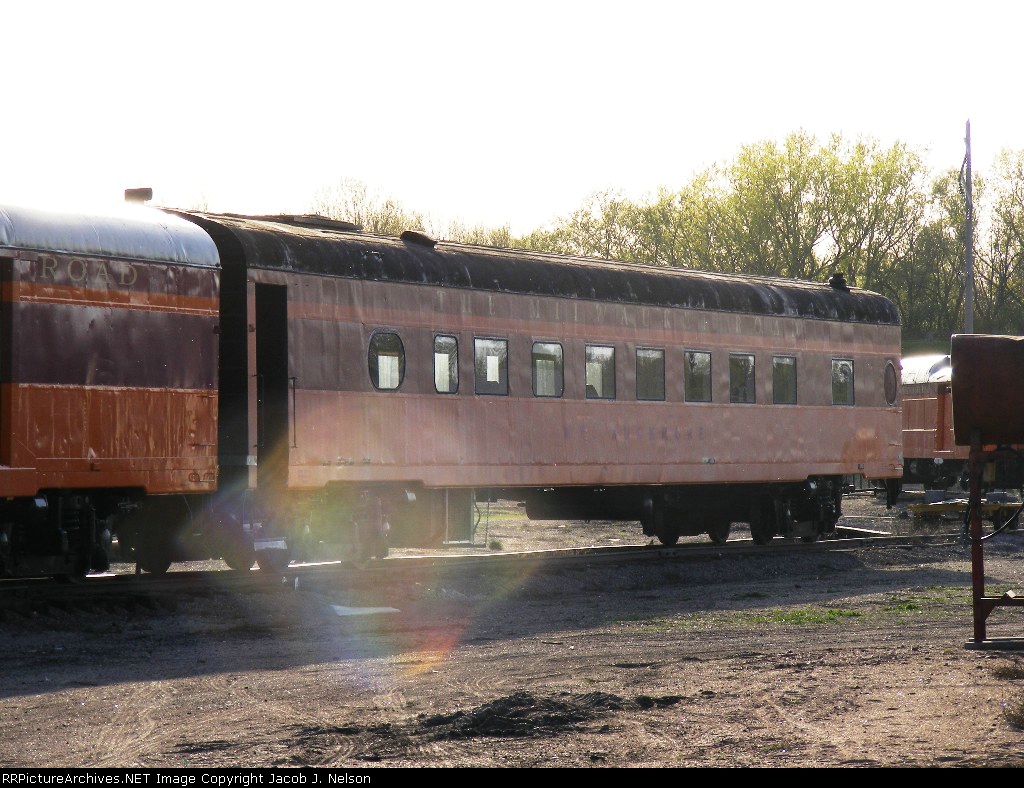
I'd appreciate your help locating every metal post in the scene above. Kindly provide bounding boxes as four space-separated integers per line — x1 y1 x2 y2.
969 431 986 643
964 120 974 334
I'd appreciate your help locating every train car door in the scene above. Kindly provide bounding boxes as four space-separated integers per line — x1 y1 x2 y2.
248 282 290 491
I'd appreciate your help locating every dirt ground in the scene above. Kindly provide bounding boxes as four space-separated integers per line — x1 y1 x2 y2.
4 492 1024 768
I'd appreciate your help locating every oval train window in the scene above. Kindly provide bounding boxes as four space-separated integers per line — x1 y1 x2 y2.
884 360 898 405
368 331 405 390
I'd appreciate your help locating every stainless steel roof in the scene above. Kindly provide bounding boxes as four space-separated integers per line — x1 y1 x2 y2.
0 202 219 267
901 354 951 383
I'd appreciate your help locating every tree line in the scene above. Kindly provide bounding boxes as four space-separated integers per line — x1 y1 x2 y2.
312 132 1024 352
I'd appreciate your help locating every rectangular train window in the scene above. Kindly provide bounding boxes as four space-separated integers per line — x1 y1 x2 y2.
636 348 665 401
729 353 755 403
832 358 854 405
532 342 564 397
684 351 712 402
772 355 797 404
585 344 615 399
434 335 459 393
474 338 508 395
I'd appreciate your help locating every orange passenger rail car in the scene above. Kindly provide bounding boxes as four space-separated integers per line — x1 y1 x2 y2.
0 202 220 577
900 354 969 490
0 199 905 579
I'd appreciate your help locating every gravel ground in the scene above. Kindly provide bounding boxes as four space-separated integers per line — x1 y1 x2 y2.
3 489 1024 768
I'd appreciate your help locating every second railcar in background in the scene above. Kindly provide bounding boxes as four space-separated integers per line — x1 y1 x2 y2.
900 354 968 490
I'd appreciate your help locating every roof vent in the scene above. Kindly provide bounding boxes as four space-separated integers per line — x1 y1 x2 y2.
259 214 362 233
401 229 437 248
827 271 850 292
125 187 153 203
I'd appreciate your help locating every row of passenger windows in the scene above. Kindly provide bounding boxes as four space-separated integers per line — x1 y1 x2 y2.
368 332 857 405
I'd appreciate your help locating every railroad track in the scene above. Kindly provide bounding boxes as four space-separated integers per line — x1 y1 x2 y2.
0 530 968 616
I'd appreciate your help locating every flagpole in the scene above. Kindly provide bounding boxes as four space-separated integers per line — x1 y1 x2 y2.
964 120 974 333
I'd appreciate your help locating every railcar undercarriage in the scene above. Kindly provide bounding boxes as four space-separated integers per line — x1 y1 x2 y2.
903 458 969 491
0 492 114 580
0 477 854 579
512 477 846 546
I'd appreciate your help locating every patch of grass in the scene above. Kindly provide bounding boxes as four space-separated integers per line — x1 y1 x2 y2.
884 602 921 612
613 584 977 634
993 662 1024 680
983 584 1019 599
761 741 799 754
745 608 862 626
886 587 970 609
474 501 527 521
488 540 503 551
1003 698 1024 728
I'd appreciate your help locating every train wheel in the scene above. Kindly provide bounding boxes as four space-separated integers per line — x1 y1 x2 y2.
137 553 172 576
0 523 12 577
215 521 255 571
222 543 255 572
89 543 111 573
54 555 90 583
707 521 731 545
749 500 777 545
351 492 390 562
137 533 172 575
655 528 680 547
256 548 291 573
353 528 389 562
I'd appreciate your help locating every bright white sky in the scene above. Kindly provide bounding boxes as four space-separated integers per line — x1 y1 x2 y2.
3 0 1020 234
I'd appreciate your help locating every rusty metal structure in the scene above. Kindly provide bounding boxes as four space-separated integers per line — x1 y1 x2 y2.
0 198 905 579
950 334 1024 647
